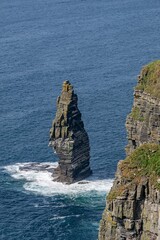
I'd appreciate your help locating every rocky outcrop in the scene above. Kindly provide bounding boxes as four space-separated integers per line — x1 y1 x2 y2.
99 148 160 240
126 60 160 156
49 80 92 184
126 90 160 156
99 61 160 240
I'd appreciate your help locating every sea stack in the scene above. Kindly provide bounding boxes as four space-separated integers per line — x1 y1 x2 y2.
49 80 92 184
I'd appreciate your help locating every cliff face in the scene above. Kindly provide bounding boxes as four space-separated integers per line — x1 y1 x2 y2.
99 146 160 240
49 80 92 184
126 90 160 156
99 61 160 240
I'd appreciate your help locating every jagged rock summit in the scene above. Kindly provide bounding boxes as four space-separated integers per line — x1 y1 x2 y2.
49 80 92 184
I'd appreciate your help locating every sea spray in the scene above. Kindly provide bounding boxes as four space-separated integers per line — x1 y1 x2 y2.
3 162 113 196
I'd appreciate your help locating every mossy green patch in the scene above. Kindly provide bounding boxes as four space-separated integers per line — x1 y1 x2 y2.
107 185 126 201
136 60 160 98
121 143 160 189
105 212 117 227
108 144 160 202
124 144 160 176
130 106 144 121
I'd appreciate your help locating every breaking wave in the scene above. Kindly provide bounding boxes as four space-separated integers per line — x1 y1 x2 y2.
3 162 113 196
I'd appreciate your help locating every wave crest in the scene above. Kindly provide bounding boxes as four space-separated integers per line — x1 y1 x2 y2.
3 162 113 196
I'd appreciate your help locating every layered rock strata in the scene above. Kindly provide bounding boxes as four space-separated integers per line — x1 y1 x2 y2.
126 90 160 156
126 60 160 156
49 80 92 184
99 147 160 240
99 61 160 240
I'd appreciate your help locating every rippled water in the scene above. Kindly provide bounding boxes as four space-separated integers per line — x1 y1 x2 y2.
1 0 160 239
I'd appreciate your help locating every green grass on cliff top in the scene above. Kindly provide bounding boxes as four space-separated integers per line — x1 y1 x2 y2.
121 144 160 191
136 60 160 98
107 144 160 201
125 144 160 177
130 106 144 122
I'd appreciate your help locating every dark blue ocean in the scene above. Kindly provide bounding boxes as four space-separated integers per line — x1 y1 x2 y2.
1 0 160 239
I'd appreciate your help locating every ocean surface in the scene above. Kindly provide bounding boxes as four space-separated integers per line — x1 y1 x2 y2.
1 0 160 239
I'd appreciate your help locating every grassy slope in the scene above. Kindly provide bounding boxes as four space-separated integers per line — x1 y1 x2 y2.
136 60 160 98
108 144 160 201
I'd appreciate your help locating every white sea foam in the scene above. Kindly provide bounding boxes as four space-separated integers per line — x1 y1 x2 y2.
49 214 81 220
3 162 113 196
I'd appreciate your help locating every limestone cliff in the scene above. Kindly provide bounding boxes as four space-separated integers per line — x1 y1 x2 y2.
49 80 92 184
99 61 160 240
126 92 160 156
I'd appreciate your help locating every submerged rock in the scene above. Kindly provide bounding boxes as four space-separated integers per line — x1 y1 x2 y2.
49 80 92 184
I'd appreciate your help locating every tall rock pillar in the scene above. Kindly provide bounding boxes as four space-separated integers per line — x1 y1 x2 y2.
49 80 92 184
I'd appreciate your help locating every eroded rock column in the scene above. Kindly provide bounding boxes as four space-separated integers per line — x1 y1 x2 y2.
49 80 92 184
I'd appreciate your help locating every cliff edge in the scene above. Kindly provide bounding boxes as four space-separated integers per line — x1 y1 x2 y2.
99 60 160 240
126 60 160 155
49 81 92 184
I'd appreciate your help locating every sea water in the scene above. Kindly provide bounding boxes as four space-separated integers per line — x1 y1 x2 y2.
1 0 160 239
